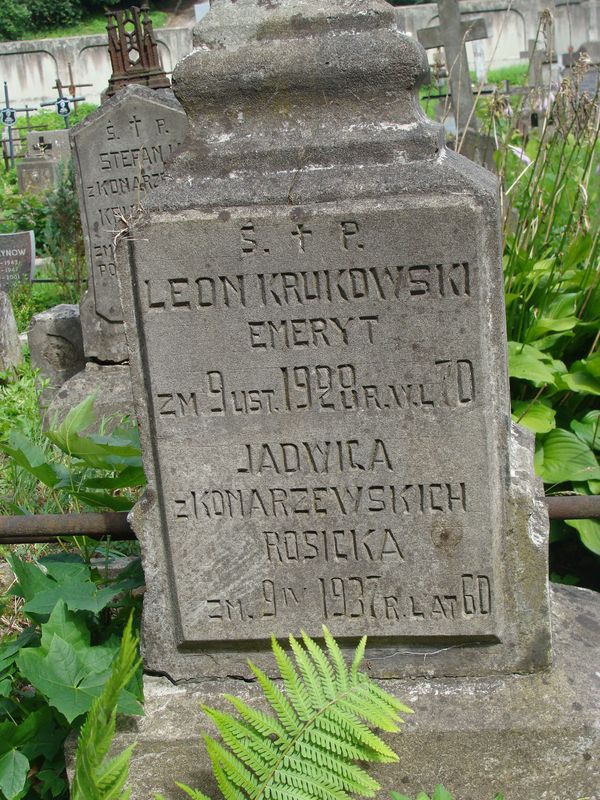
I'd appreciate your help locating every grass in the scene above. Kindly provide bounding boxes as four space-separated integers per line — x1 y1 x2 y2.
20 10 168 41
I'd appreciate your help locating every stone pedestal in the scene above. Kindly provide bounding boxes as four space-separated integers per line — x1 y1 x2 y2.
98 585 599 800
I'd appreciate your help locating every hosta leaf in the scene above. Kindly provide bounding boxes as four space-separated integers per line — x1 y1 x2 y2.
535 429 600 484
571 411 600 450
512 400 556 433
0 749 29 800
507 342 564 388
565 518 600 555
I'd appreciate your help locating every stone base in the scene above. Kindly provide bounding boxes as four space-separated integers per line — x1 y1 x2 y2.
97 585 599 800
44 362 134 430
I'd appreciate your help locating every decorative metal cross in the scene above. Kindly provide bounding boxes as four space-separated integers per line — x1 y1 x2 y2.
40 79 86 129
1 82 38 169
417 0 488 133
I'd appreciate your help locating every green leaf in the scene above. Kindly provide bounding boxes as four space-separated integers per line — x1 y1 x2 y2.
70 490 136 512
81 466 146 490
507 342 565 388
0 749 29 800
512 400 556 434
535 429 600 484
0 431 68 488
571 411 600 450
565 518 600 556
55 395 97 442
432 787 453 800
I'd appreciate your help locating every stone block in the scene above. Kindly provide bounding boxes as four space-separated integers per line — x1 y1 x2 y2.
28 304 85 398
45 362 133 430
16 156 59 195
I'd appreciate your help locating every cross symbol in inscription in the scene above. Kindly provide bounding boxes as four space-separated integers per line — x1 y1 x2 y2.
291 223 313 253
129 115 142 136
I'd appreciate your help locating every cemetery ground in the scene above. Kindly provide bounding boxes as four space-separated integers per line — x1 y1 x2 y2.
0 49 599 800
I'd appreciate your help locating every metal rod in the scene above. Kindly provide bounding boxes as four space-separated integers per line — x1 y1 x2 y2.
545 495 600 520
0 496 598 545
0 512 134 543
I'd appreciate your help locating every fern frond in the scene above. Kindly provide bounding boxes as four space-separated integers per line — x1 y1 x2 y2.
357 676 413 714
212 761 247 800
224 695 287 742
272 764 348 800
248 662 301 735
205 737 257 796
320 705 399 762
350 635 367 681
321 627 349 690
300 631 337 700
271 636 312 721
204 707 277 778
186 628 409 800
175 783 213 800
71 614 140 800
288 634 326 709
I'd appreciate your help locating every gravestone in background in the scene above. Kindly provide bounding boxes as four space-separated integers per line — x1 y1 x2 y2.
108 1 600 798
0 231 35 292
71 83 188 364
26 129 71 162
16 156 59 195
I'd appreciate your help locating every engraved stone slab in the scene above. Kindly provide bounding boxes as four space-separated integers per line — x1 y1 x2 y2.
131 203 498 645
71 84 188 363
118 0 551 681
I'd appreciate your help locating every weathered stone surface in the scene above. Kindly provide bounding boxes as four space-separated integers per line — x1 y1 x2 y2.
28 304 85 397
45 362 133 428
71 83 188 363
117 0 550 680
16 155 59 194
0 291 23 371
86 585 600 800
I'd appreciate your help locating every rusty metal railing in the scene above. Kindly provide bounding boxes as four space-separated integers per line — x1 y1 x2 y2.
0 496 599 544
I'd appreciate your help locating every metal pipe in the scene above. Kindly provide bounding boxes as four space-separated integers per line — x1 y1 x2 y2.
545 495 600 520
0 496 599 545
0 512 134 544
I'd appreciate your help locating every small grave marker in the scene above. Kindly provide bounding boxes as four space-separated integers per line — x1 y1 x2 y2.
0 231 35 292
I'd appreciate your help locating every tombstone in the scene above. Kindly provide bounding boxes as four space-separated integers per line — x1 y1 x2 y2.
28 304 85 402
0 291 23 372
0 231 35 292
16 155 59 195
104 2 599 798
69 84 188 367
26 129 71 162
563 41 600 96
417 0 488 132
